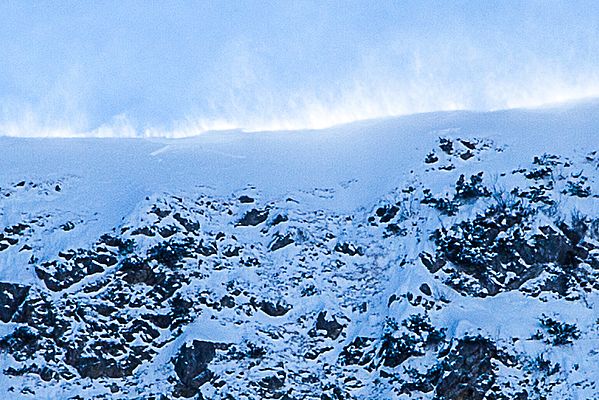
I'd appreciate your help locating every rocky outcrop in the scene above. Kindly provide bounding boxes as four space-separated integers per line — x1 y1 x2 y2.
173 341 220 398
0 282 29 322
236 208 269 226
0 145 596 399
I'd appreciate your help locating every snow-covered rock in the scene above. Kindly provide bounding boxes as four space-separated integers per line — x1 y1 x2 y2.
0 103 597 399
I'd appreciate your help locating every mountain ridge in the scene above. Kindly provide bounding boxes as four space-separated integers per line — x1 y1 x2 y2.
0 103 597 399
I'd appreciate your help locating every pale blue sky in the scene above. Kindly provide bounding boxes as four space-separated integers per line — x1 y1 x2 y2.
1 1 598 136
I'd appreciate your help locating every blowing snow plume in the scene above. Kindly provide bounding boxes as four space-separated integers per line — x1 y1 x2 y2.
1 1 599 137
1 3 599 399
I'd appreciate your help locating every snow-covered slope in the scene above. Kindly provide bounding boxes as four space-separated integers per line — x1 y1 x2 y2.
0 103 597 399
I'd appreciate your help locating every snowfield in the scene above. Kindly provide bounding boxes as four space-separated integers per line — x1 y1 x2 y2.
0 102 597 399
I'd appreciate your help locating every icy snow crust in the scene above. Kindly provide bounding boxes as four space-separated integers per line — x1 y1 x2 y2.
0 104 597 399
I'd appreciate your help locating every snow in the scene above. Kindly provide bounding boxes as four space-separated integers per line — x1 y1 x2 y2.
1 103 596 218
0 101 597 398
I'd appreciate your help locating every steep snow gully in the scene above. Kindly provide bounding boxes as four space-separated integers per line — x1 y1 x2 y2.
0 103 597 399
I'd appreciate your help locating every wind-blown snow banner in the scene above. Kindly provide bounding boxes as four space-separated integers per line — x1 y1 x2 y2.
1 1 599 137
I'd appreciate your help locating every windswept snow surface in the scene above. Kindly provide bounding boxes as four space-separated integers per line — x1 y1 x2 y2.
0 103 597 399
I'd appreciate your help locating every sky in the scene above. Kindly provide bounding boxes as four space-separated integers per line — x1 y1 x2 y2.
1 1 599 137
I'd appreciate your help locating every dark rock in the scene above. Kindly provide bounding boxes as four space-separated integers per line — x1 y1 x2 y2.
439 138 453 154
11 294 63 337
459 150 474 160
0 327 40 362
334 242 363 256
454 172 490 201
246 342 267 358
428 200 591 296
144 313 173 329
58 251 75 260
420 253 445 273
148 240 193 268
269 234 294 251
238 195 254 203
421 189 459 216
439 164 455 171
512 184 555 205
385 223 407 237
258 371 291 394
563 180 592 198
222 246 241 257
539 316 580 345
173 341 217 397
305 345 334 360
314 311 344 340
119 258 165 286
61 222 75 231
95 253 117 267
94 304 117 317
5 364 55 382
259 300 291 317
131 226 156 237
378 332 424 367
5 223 29 235
375 205 399 223
196 240 217 256
425 152 439 164
122 320 160 343
220 295 235 308
39 366 54 381
460 139 476 150
150 206 170 219
533 153 561 166
237 208 269 226
321 384 352 400
419 283 432 296
66 348 145 379
259 373 285 390
435 336 504 400
0 282 30 323
525 166 552 180
271 214 288 226
36 255 105 292
173 213 200 232
338 337 374 366
158 225 178 238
